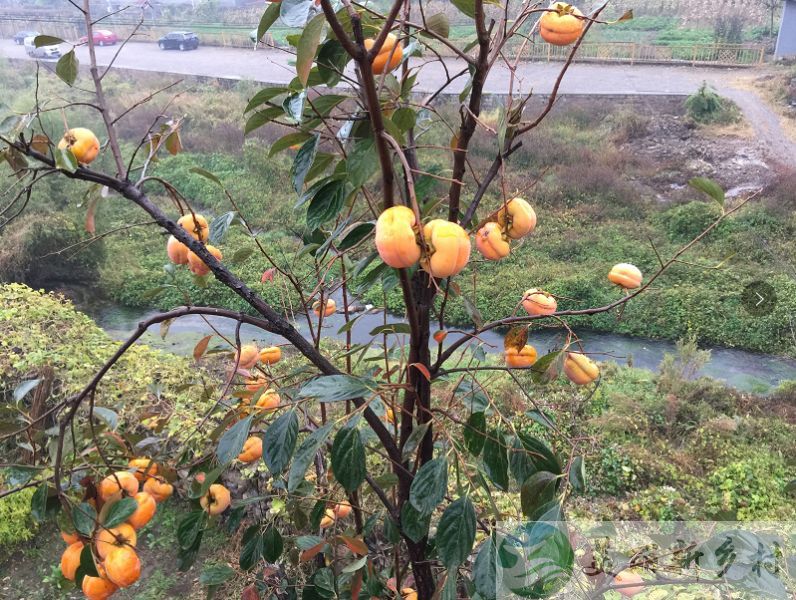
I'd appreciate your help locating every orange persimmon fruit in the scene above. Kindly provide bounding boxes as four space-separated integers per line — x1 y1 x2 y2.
177 213 209 242
505 344 538 368
375 205 422 269
58 127 100 164
540 3 584 46
521 288 557 316
364 33 403 74
60 541 84 581
186 244 222 276
420 219 471 278
238 436 263 463
608 263 643 289
98 471 139 501
475 222 511 261
497 197 537 239
200 484 231 515
104 546 141 588
563 352 599 385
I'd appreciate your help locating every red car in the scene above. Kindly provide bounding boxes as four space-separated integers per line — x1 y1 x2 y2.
78 29 118 46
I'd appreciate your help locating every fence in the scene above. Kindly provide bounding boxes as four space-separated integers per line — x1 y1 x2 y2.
0 18 766 67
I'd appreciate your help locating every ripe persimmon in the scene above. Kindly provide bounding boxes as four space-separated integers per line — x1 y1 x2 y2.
104 546 141 588
255 389 280 412
128 458 157 482
332 502 352 519
540 3 584 46
58 127 100 164
364 33 403 74
475 222 510 261
200 484 231 515
234 344 260 369
313 298 336 317
608 263 642 289
143 477 173 502
563 352 599 385
259 346 281 365
420 219 471 278
402 589 419 600
497 198 537 239
521 288 557 316
60 541 83 581
61 530 80 545
613 571 645 597
187 244 222 276
505 344 538 368
433 330 447 343
177 213 209 242
238 436 263 463
96 523 137 560
82 573 118 600
98 471 139 501
166 236 189 265
127 491 157 529
320 508 336 529
375 205 421 269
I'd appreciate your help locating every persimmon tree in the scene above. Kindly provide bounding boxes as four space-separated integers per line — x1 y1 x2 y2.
0 0 762 599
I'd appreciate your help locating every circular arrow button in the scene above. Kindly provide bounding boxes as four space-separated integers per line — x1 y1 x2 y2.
741 281 777 317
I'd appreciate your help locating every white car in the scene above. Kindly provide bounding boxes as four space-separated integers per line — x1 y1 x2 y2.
24 36 61 59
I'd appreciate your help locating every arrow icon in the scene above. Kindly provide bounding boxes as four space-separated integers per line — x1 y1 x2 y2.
756 292 765 307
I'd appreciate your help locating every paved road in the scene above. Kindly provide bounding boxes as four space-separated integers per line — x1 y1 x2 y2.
3 39 794 163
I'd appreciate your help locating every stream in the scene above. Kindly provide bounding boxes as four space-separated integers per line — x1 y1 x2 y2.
75 293 796 393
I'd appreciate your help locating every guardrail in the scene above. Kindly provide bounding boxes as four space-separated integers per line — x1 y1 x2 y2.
0 19 766 67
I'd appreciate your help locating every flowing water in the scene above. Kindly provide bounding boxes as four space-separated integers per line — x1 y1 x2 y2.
81 296 796 393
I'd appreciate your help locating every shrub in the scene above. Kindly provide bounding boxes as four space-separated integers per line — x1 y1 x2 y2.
685 83 742 125
655 200 723 242
0 486 36 547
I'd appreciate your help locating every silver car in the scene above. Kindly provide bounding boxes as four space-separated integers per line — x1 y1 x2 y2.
24 36 61 59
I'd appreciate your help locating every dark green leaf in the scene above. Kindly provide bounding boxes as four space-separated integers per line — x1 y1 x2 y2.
244 106 284 135
483 429 509 491
337 222 374 251
263 526 283 562
401 497 431 543
368 323 412 336
317 39 349 87
345 139 379 188
230 247 254 265
288 423 333 492
30 483 48 523
297 14 325 87
283 91 306 124
306 179 346 230
257 2 282 43
473 535 498 600
190 166 223 186
216 415 252 465
298 375 371 403
269 132 312 157
177 510 206 549
392 107 416 132
263 411 299 474
331 425 366 493
34 35 64 47
245 86 286 114
401 422 430 463
569 456 586 493
291 134 319 193
409 458 448 515
55 49 79 86
436 497 476 568
463 412 486 456
72 502 96 536
240 525 265 570
208 211 237 245
450 0 475 18
520 471 558 519
103 497 137 528
307 95 347 118
516 432 562 476
200 564 234 585
689 177 725 206
531 351 563 385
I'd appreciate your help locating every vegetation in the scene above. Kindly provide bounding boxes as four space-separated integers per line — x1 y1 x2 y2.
685 82 742 124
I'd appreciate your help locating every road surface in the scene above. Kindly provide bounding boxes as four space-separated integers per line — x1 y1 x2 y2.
2 39 794 163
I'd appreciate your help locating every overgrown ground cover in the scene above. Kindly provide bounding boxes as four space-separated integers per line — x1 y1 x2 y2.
1 59 795 357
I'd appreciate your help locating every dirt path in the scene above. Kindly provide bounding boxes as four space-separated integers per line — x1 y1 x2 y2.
2 38 794 166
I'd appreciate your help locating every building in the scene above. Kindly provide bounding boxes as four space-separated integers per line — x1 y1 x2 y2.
776 0 796 59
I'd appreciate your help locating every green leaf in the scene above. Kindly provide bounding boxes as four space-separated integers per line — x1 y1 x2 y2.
55 146 78 173
30 483 49 523
55 49 79 86
337 222 374 251
308 95 347 118
91 406 118 430
516 432 562 476
244 86 286 114
263 526 283 562
520 471 558 519
297 14 325 87
257 2 282 42
369 323 412 336
421 13 450 38
450 0 475 18
689 177 725 206
401 500 431 543
208 211 236 245
345 139 379 188
262 411 299 474
72 502 96 536
190 166 222 186
282 91 306 124
291 134 319 194
473 535 498 600
13 379 40 402
331 425 366 493
75 544 98 588
34 35 64 47
409 457 448 515
240 525 265 570
288 423 333 492
436 497 476 568
317 40 350 87
177 511 206 549
216 415 252 466
244 106 284 135
463 412 486 456
269 132 312 157
531 351 563 385
569 456 586 493
483 429 509 491
103 497 137 528
401 422 430 463
298 375 372 403
392 107 416 133
200 564 234 585
307 179 347 230
230 247 254 265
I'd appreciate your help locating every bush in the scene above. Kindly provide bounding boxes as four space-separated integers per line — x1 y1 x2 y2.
0 486 36 547
685 83 742 125
655 200 722 242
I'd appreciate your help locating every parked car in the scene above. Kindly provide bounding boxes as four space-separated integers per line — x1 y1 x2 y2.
157 31 199 51
23 36 61 59
78 29 118 46
13 30 40 45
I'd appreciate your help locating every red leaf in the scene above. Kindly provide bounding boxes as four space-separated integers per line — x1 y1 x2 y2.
241 585 259 600
193 335 212 360
350 571 362 598
261 268 276 283
409 362 431 382
300 541 325 563
337 535 368 556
